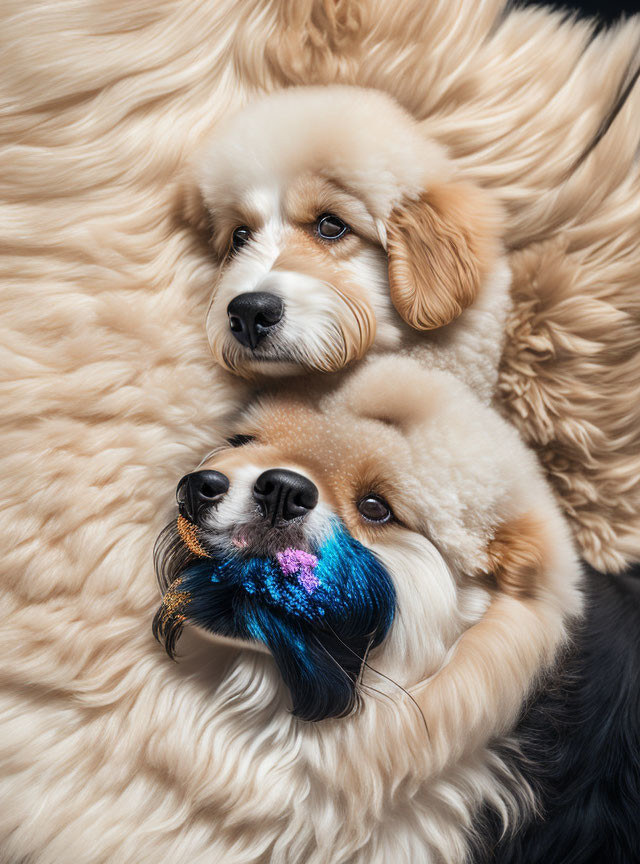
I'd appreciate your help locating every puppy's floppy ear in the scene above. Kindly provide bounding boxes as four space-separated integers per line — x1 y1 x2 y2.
386 183 500 330
484 513 550 597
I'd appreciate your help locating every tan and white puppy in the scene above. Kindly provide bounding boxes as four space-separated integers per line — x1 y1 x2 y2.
192 86 510 402
154 357 582 863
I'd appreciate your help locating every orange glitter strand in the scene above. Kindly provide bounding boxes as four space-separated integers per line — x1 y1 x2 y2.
159 577 192 628
177 514 210 558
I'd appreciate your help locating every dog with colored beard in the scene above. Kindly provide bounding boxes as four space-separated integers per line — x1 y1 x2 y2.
152 356 640 863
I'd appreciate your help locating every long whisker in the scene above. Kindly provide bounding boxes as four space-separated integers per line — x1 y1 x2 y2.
323 622 430 740
306 631 365 718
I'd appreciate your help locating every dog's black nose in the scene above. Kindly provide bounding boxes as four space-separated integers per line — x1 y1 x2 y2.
253 469 318 524
177 470 229 523
227 292 284 350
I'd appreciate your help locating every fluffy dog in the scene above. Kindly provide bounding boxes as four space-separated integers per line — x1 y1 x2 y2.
190 80 640 571
152 357 638 863
195 86 510 402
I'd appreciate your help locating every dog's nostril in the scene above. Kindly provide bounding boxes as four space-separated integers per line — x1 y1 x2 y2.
177 470 230 524
255 312 276 328
253 469 318 524
228 315 243 333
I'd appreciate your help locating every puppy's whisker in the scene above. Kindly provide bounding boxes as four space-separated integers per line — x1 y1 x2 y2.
307 632 364 718
196 445 227 468
323 622 430 740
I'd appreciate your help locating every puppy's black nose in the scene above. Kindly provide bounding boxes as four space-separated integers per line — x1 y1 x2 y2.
253 469 318 524
227 292 284 350
177 470 229 523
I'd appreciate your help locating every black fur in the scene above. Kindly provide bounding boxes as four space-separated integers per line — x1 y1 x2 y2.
475 566 640 864
153 521 199 593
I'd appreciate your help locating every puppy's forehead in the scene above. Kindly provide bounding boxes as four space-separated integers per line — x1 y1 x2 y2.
242 186 280 222
197 86 448 214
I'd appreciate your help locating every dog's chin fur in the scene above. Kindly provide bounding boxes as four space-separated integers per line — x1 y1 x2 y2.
4 2 640 862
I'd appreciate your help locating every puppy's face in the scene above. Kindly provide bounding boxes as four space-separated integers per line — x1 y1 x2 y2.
193 87 500 377
154 361 567 723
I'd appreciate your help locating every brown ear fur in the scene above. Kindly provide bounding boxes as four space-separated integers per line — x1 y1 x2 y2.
485 513 550 597
386 183 500 330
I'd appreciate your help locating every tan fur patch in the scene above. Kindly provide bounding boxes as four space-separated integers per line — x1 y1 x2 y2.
485 513 549 597
273 229 377 368
386 183 500 330
272 227 360 270
285 174 380 243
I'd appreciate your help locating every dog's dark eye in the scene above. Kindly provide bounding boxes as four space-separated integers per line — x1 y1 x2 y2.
226 434 256 448
317 214 349 240
357 494 392 524
231 226 251 253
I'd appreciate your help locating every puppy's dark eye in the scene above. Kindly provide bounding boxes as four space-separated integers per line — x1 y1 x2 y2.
226 434 256 448
231 226 251 253
357 494 392 524
317 214 349 240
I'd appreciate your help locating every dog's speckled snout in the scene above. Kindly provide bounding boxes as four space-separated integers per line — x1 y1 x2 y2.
176 470 229 524
253 468 318 525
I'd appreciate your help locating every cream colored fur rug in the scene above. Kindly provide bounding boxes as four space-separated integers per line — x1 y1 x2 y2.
1 1 639 860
